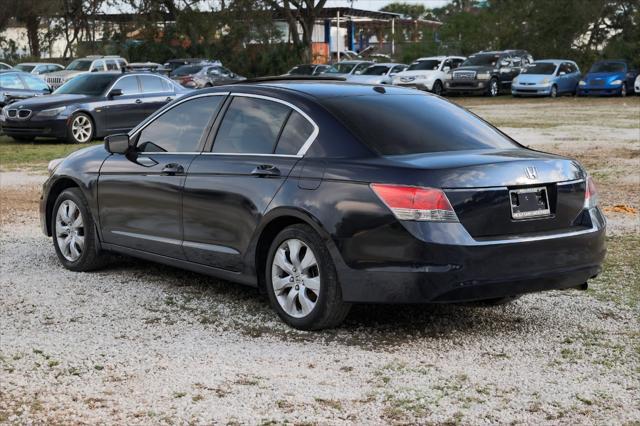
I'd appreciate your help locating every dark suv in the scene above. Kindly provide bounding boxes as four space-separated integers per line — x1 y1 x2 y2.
444 50 534 96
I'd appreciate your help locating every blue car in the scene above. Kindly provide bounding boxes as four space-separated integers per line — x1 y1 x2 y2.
578 60 637 97
512 60 581 97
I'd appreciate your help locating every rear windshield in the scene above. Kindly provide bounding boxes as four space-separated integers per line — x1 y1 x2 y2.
322 94 519 155
172 65 203 76
67 60 92 71
362 65 390 75
523 63 557 75
407 60 441 71
589 62 626 73
289 65 315 75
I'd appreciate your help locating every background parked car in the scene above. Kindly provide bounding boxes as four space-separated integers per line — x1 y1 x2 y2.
578 60 637 97
285 64 331 76
393 56 465 95
14 62 65 77
170 63 245 88
43 55 128 90
127 62 166 73
512 60 581 97
445 50 533 96
1 72 187 143
345 63 407 85
324 60 374 78
163 58 209 73
0 70 51 109
0 62 11 70
635 74 640 94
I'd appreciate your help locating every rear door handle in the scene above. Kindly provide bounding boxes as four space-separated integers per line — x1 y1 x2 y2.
161 163 185 176
251 164 280 177
135 99 143 104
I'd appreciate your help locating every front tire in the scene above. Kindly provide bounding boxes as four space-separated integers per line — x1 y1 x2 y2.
620 83 627 97
487 78 499 97
266 224 351 330
67 113 94 144
52 188 106 271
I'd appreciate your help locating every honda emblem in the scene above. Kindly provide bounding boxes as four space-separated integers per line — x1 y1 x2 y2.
525 166 538 180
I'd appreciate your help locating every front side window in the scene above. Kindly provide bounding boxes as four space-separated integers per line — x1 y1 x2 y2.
112 76 140 95
15 64 35 73
0 74 25 89
137 96 223 153
22 75 49 91
66 60 92 71
325 63 356 74
106 60 118 71
91 60 105 71
353 62 373 74
212 97 290 154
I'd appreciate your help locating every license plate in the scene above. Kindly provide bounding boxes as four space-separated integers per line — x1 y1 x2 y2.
509 187 550 219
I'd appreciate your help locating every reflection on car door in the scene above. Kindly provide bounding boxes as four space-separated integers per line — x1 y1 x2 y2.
104 75 147 132
182 94 317 272
99 94 225 259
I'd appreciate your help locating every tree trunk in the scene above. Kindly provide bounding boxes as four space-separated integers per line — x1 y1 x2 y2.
25 15 40 57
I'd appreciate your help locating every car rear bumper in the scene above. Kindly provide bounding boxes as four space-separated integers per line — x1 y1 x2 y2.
335 207 606 303
0 116 68 139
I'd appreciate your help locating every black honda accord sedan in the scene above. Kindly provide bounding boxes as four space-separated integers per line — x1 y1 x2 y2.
40 80 606 329
1 72 187 143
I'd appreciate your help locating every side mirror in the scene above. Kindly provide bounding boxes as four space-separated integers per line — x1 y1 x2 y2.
500 60 510 67
43 87 52 94
443 66 451 73
558 71 566 76
108 88 123 99
104 133 130 154
91 68 98 72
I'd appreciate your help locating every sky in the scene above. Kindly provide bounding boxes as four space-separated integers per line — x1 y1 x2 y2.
106 0 453 14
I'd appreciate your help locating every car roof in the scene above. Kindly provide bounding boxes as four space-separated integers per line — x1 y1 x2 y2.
367 62 405 67
336 60 373 64
17 62 60 66
533 59 567 65
225 80 419 99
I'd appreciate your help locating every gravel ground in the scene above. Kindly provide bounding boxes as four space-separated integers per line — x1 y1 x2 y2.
1 97 639 424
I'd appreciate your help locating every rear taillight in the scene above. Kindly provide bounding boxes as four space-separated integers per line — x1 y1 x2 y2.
370 184 459 222
584 175 598 209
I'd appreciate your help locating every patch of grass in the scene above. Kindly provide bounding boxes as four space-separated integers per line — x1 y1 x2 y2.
173 391 187 398
314 398 343 410
0 135 100 170
589 235 640 307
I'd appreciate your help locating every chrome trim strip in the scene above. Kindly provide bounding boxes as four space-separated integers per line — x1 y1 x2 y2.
200 152 300 158
182 240 240 255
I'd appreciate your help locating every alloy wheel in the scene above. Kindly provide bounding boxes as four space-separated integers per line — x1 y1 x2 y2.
55 200 85 261
71 115 92 143
550 85 557 98
271 238 321 318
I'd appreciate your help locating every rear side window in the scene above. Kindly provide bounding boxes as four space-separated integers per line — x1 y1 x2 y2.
275 111 315 155
212 97 290 154
137 96 223 153
140 75 165 93
106 60 118 71
321 94 519 155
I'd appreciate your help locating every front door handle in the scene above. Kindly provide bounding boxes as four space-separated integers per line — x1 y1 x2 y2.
135 99 143 104
166 96 174 102
161 163 185 176
251 164 280 177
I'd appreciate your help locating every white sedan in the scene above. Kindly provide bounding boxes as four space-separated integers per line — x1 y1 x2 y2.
392 56 466 95
635 74 640 94
344 63 407 85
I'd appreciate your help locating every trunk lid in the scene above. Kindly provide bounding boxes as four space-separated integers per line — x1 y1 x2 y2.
386 149 587 238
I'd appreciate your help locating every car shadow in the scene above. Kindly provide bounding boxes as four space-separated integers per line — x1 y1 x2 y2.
107 256 556 349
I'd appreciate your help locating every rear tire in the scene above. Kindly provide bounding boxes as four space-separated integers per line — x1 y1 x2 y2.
265 224 351 330
52 188 106 272
620 83 627 97
431 80 443 96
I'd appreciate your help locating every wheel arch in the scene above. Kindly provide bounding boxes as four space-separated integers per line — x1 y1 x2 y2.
44 177 82 236
252 208 337 293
